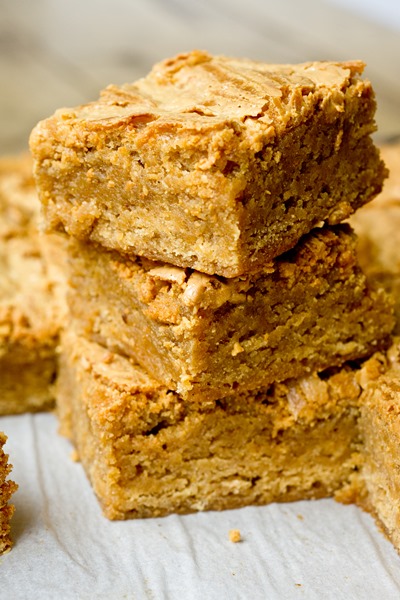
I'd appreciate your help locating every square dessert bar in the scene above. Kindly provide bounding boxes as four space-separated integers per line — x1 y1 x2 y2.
57 331 363 520
0 156 67 414
0 433 18 554
30 50 386 277
67 224 394 401
351 143 400 332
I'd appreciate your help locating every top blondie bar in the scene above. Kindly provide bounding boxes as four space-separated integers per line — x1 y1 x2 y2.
30 50 386 277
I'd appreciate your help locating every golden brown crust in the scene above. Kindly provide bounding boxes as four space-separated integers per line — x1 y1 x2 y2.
77 51 366 131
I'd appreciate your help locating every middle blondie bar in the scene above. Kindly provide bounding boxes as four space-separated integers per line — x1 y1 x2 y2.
67 224 394 401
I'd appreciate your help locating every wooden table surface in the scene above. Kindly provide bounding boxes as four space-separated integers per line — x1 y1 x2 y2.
1 0 399 155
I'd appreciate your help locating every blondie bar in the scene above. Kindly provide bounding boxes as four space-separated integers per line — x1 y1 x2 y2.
67 224 394 401
57 331 363 520
0 156 67 414
351 144 400 331
30 50 386 277
0 433 18 554
357 341 400 553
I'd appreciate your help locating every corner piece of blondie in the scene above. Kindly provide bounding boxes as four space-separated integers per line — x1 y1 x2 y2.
30 50 386 276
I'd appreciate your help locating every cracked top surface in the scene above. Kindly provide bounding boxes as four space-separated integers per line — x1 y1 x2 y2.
43 50 367 137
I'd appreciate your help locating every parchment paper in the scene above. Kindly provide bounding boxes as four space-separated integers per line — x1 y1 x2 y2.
1 412 400 600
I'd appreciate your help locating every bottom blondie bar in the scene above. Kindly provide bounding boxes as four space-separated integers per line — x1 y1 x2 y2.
0 155 67 414
57 331 363 520
0 433 18 554
57 329 400 557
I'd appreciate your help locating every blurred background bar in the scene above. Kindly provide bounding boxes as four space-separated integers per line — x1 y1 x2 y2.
0 0 399 154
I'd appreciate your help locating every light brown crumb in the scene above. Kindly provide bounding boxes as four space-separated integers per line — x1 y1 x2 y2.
231 342 244 357
229 529 241 543
70 449 80 462
297 513 304 520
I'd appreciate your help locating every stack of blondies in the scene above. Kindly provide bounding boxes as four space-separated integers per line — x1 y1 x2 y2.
29 51 394 519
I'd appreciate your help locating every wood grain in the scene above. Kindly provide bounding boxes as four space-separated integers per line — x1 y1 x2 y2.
1 0 399 154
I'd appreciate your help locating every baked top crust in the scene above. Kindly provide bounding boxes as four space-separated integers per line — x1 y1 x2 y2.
54 50 366 135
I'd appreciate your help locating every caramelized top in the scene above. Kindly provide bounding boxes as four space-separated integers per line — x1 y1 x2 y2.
51 50 367 135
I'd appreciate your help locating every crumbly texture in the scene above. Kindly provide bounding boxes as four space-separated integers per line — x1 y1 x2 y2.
0 433 18 554
0 155 67 414
356 340 400 552
66 224 394 401
57 331 363 520
30 50 386 277
350 144 400 332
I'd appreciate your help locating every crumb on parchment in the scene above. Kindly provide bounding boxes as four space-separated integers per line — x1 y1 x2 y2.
229 529 241 543
70 449 80 462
